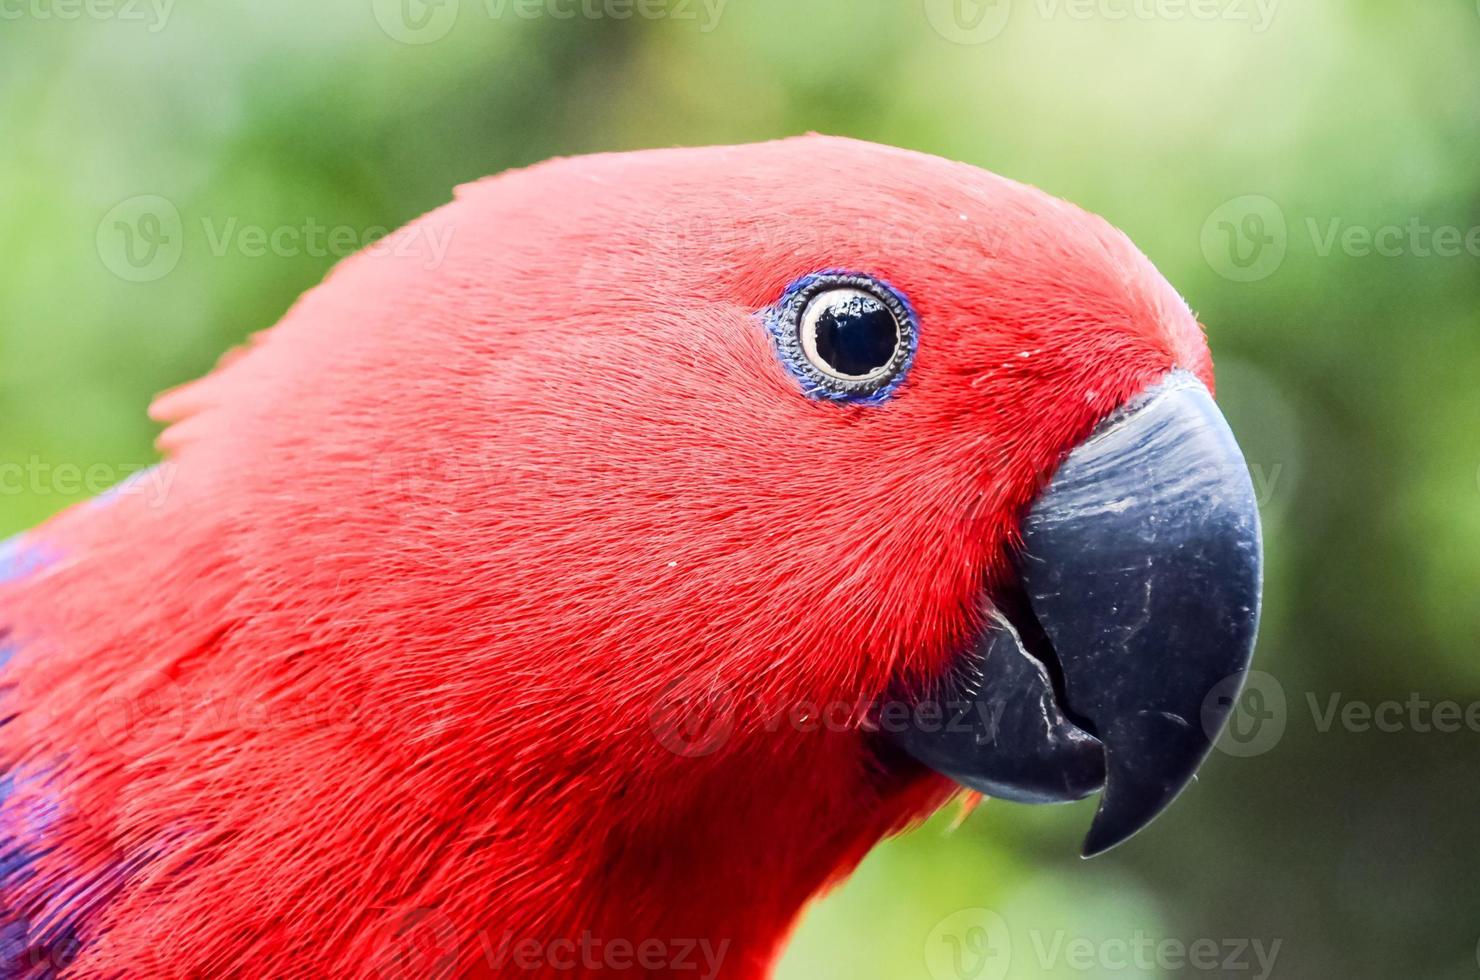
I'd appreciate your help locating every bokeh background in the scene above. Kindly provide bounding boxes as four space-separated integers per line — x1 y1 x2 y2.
3 1 1479 976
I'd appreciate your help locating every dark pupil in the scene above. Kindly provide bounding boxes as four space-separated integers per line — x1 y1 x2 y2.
812 293 898 377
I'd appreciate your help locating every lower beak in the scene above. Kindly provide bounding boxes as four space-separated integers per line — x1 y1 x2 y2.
888 372 1263 857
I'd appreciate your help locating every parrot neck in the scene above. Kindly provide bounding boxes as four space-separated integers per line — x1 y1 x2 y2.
457 758 954 979
0 482 960 977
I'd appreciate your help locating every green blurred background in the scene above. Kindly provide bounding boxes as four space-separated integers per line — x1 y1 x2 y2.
2 1 1478 976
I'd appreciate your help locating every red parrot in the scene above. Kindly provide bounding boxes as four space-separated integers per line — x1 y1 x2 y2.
0 136 1260 978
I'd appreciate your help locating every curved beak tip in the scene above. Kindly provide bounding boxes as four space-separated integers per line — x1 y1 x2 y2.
889 372 1263 856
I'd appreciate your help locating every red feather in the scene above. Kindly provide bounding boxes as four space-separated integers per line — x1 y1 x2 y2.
0 135 1213 977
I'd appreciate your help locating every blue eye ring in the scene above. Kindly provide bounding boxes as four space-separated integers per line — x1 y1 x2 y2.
765 270 918 406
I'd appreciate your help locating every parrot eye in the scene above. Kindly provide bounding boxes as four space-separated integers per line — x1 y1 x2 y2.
767 272 918 403
802 289 898 379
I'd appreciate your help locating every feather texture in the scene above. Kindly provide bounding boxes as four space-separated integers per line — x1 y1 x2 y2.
0 136 1213 977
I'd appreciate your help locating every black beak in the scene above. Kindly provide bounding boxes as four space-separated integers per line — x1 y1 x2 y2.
887 372 1262 856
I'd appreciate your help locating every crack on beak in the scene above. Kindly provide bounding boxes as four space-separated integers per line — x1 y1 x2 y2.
988 566 1098 742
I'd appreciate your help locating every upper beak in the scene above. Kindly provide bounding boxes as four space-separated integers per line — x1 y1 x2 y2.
887 371 1263 856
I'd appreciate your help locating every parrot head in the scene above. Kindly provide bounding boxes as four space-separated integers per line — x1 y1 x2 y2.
1 135 1259 975
419 134 1258 856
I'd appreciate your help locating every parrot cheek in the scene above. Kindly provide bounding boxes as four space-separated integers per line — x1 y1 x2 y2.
886 371 1263 857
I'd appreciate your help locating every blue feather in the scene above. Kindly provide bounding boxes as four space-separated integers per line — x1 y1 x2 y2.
0 538 51 588
0 535 81 977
